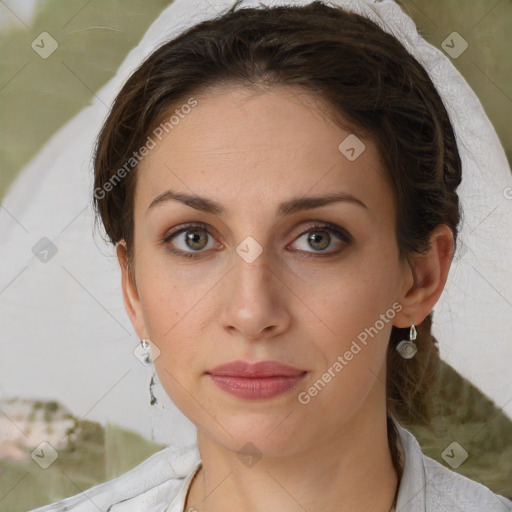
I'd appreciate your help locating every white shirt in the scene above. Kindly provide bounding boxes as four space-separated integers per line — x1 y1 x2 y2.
28 416 511 512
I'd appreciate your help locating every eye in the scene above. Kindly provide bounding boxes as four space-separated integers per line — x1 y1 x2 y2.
289 222 351 256
162 223 219 259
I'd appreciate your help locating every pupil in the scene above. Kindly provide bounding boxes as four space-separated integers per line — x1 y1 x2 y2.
309 231 329 250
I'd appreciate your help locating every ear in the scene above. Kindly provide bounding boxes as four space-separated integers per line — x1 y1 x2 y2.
116 241 148 340
393 224 454 328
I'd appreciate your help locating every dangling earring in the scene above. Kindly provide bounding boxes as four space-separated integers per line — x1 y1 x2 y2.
140 338 152 364
396 324 417 359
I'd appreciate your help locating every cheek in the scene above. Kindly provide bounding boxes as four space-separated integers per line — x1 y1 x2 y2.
141 275 208 418
300 246 398 372
136 241 214 336
297 274 396 417
137 269 200 365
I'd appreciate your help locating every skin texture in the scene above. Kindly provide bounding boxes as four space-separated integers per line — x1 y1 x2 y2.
116 84 454 512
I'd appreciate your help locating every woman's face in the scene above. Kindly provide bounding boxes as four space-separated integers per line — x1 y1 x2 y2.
121 84 416 456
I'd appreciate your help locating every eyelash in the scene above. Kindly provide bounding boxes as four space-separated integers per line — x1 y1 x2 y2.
162 221 352 259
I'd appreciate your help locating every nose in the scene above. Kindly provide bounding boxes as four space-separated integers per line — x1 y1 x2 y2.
219 251 291 341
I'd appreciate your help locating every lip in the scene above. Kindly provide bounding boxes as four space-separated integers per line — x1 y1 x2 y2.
207 360 307 400
208 360 306 377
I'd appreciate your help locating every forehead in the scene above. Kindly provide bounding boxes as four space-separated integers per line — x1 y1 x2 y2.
135 84 394 223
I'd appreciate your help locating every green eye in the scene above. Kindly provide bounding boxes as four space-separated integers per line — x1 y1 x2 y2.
290 223 351 256
163 223 215 258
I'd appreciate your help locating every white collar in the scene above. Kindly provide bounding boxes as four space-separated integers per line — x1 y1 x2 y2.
391 415 427 511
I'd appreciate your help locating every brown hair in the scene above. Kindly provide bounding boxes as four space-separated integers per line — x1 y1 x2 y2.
93 0 462 478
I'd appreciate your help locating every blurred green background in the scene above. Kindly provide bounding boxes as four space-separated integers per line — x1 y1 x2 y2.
0 0 511 510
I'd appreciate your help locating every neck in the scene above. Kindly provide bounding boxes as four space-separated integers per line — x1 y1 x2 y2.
185 404 398 512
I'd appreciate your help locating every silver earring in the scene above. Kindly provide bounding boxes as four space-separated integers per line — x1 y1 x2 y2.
140 338 152 364
396 324 417 359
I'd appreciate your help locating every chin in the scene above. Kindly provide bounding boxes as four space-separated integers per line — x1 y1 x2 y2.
201 413 310 458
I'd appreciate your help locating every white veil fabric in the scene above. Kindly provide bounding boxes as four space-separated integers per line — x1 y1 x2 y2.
1 0 511 452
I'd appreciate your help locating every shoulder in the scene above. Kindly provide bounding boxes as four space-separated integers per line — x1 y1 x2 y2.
391 415 512 512
392 416 512 512
26 443 201 512
422 453 512 512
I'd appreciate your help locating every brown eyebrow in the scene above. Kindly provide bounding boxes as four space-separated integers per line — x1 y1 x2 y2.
146 189 368 216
